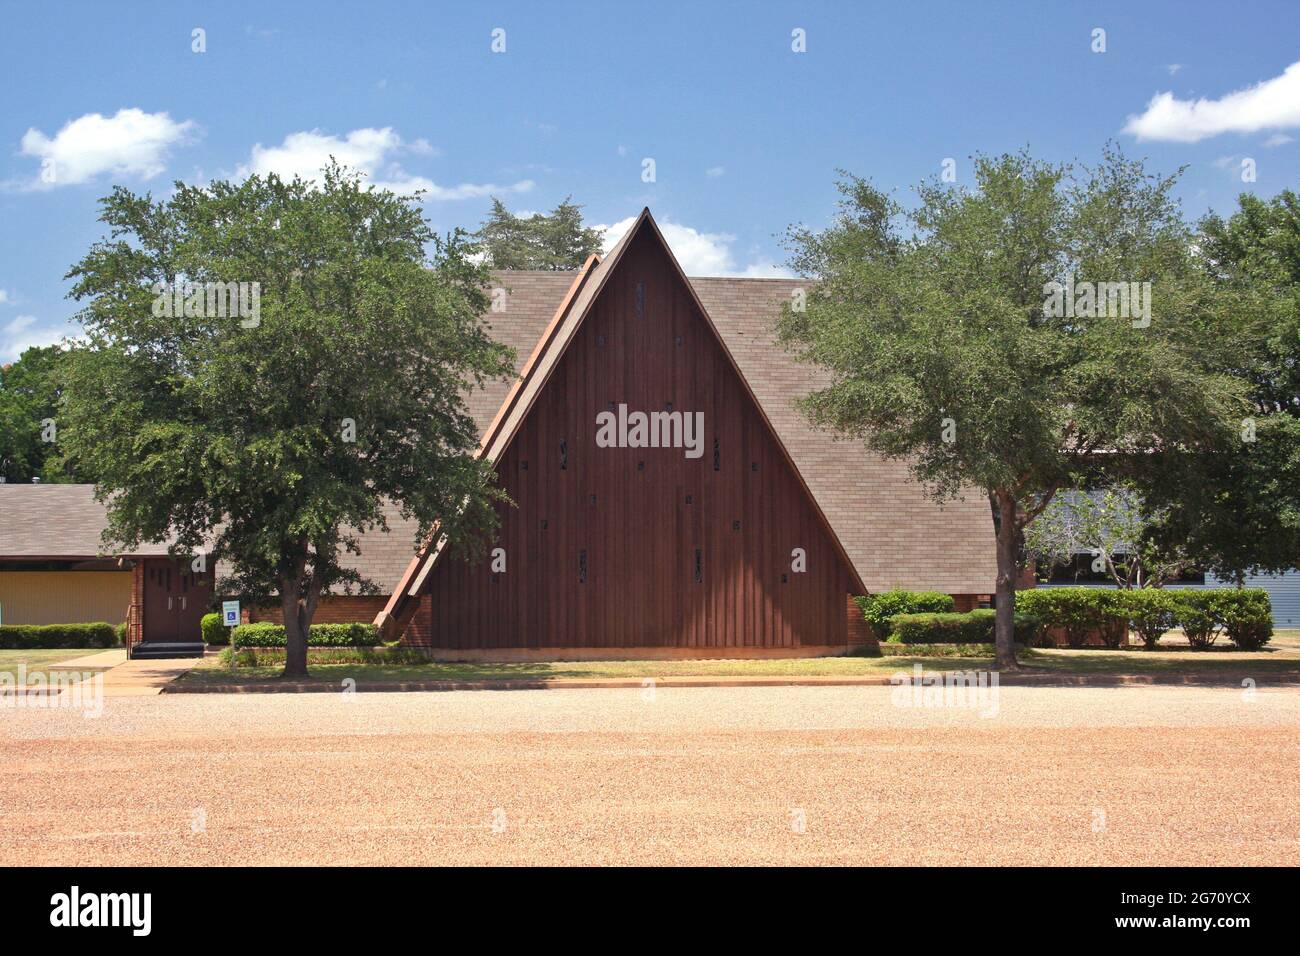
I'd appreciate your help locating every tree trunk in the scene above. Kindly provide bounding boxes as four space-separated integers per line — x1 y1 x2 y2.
281 585 309 680
992 491 1021 671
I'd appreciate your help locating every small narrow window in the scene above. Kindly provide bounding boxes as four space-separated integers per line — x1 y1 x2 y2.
665 401 673 411
713 438 720 471
521 460 529 471
637 460 645 472
635 281 645 318
751 461 759 472
685 494 693 505
559 439 567 470
694 549 703 583
597 334 606 347
732 520 741 531
540 519 548 531
781 573 789 584
579 550 588 584
589 493 597 505
675 335 683 347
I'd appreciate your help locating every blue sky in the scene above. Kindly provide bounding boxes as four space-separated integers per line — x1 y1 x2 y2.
2 0 1298 361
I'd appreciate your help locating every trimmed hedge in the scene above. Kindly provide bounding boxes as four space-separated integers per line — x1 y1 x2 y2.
201 612 229 646
230 621 380 648
889 610 1041 645
1016 588 1126 648
1015 587 1273 651
0 622 119 649
1124 588 1179 649
855 589 955 637
1173 589 1273 651
221 645 429 667
1212 589 1273 651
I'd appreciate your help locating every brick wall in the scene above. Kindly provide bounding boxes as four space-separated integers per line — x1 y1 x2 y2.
845 593 879 651
247 595 389 625
403 596 434 646
128 562 144 646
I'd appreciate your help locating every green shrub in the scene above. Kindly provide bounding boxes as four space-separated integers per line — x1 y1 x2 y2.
114 622 128 646
1016 589 1125 648
219 645 430 667
1173 592 1221 650
1204 589 1272 651
230 621 380 648
855 589 955 637
1120 589 1179 649
200 612 229 646
878 642 1000 658
889 610 1040 645
0 622 118 649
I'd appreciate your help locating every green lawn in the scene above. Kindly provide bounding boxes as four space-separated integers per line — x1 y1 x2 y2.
175 629 1300 685
0 648 104 683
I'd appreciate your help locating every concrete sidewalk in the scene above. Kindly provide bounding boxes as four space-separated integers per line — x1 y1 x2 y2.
5 651 203 699
90 656 209 696
48 649 127 672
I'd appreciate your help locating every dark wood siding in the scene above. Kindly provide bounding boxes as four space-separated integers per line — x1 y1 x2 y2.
416 228 857 650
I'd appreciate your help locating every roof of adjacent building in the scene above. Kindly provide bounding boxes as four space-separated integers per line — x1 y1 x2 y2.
0 233 998 595
0 483 177 559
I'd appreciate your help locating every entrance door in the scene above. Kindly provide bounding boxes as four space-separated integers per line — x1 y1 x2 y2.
141 559 213 642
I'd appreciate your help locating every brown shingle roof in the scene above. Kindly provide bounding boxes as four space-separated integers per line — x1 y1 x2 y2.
691 276 996 594
0 484 177 559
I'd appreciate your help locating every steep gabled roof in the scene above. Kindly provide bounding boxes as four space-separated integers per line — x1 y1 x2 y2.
379 209 998 636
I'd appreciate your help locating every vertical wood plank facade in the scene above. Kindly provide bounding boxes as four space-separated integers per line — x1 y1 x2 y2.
413 226 859 652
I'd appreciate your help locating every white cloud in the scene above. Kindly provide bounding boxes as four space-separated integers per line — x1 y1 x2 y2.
0 290 8 305
1 315 67 363
1124 60 1300 142
236 127 532 200
705 166 726 178
598 216 792 278
16 108 196 189
1263 133 1294 147
1166 64 1182 76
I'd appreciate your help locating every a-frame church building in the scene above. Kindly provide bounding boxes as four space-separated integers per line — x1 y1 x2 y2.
373 210 997 658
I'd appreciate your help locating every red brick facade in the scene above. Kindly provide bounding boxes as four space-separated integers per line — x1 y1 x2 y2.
246 595 389 626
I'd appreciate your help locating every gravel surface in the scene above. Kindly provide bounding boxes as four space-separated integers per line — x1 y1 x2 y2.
2 684 1296 865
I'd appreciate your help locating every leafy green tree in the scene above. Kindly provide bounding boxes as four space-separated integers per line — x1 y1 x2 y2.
474 196 603 270
778 148 1251 669
59 164 513 677
1142 414 1300 581
1198 189 1300 413
0 344 86 482
1136 191 1300 580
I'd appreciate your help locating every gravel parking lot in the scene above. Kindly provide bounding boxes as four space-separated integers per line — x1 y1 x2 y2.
2 683 1296 865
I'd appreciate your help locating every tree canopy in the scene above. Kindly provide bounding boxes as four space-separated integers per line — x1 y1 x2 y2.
473 196 603 270
59 163 514 677
1134 189 1300 580
779 148 1253 667
1 345 64 482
